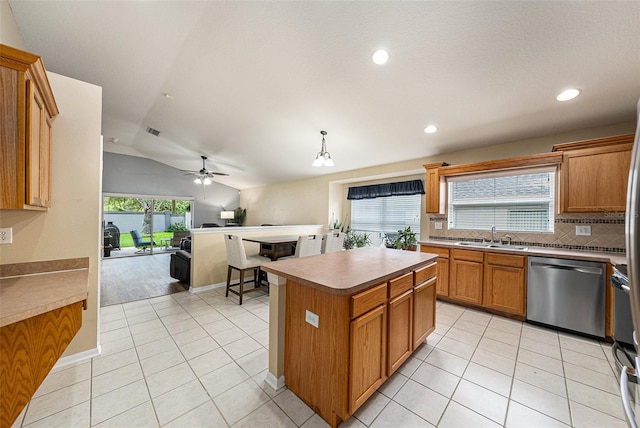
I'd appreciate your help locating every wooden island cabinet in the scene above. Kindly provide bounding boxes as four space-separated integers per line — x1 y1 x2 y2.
262 248 437 428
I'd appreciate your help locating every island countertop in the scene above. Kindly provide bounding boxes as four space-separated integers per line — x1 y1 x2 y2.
0 257 89 327
261 247 438 295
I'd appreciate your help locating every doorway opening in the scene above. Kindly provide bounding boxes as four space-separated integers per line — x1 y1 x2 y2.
102 194 193 259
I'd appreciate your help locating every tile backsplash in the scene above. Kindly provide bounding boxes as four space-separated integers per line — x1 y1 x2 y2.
428 213 625 253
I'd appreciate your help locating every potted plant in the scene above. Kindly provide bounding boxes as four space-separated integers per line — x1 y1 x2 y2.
234 207 247 226
343 227 371 250
393 227 418 251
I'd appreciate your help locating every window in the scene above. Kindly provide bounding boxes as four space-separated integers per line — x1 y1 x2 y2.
351 194 421 235
447 168 555 233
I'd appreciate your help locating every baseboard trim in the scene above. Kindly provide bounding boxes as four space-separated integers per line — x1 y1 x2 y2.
265 371 285 391
54 345 101 369
189 281 226 293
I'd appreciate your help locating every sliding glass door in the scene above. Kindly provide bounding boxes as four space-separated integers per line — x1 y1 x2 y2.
102 194 193 259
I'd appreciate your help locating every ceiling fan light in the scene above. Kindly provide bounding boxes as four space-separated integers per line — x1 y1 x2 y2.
203 177 212 185
194 177 202 184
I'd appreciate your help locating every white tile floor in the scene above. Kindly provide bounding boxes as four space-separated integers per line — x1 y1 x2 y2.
12 288 629 427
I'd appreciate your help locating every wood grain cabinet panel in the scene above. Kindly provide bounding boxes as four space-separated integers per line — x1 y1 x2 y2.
484 263 526 316
387 289 413 376
0 302 82 428
413 277 436 349
349 304 386 413
0 44 58 210
423 162 448 213
450 250 484 305
553 134 633 213
421 246 450 296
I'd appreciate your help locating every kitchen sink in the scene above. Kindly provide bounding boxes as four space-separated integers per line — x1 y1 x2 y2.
455 241 528 251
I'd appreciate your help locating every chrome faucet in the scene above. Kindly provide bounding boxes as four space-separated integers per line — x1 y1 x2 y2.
491 225 496 243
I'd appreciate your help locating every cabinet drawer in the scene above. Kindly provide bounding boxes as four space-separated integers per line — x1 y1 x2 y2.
452 249 485 263
351 283 387 319
420 246 449 259
388 272 413 299
414 263 437 285
486 253 525 268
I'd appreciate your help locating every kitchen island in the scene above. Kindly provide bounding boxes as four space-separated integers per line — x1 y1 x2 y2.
261 247 438 427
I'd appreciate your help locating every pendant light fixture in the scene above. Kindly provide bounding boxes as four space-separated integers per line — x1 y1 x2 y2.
312 130 334 167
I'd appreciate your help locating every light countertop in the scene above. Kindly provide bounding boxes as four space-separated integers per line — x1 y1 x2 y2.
262 247 438 295
0 258 89 327
419 239 626 266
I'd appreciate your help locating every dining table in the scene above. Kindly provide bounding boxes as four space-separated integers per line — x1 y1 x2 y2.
243 235 300 260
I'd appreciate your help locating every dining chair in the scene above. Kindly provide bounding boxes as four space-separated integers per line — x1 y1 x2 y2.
223 234 270 305
280 234 323 259
322 231 344 253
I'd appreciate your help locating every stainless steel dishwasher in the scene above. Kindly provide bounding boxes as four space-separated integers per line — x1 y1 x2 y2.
527 256 606 338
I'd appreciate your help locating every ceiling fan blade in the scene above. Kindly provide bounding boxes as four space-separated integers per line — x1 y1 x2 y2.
206 171 229 176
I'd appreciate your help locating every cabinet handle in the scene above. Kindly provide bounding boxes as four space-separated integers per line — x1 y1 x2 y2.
415 276 436 290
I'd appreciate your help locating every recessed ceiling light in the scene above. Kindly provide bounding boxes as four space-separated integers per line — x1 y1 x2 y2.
556 88 581 102
162 92 173 99
372 49 389 65
424 125 438 134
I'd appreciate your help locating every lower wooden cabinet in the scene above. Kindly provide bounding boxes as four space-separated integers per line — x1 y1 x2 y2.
413 276 436 349
484 253 526 316
349 304 387 412
450 249 484 305
0 302 83 427
421 245 450 297
387 289 413 375
284 262 438 427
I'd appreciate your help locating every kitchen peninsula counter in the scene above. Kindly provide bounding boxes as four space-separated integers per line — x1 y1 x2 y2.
262 248 438 427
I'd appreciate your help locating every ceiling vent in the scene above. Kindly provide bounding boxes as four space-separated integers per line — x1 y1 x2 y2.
146 127 161 137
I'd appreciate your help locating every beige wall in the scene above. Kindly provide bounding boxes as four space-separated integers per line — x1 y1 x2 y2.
190 225 324 288
241 121 636 242
1 0 25 50
0 72 103 357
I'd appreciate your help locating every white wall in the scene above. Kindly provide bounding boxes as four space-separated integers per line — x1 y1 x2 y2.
0 72 103 357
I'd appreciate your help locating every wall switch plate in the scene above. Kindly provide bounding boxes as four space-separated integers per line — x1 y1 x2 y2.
0 228 12 244
434 222 443 230
305 310 319 328
576 225 591 236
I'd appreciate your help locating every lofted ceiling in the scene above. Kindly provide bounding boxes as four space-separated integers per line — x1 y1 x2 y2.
8 1 640 189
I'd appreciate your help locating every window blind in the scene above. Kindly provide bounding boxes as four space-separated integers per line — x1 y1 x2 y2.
351 194 421 234
447 169 555 233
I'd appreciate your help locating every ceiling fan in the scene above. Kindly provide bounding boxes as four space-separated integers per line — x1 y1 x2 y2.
181 155 229 185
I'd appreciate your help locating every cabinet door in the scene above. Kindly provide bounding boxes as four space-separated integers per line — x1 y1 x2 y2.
436 258 450 297
425 168 440 213
450 259 483 305
25 79 51 208
387 289 413 376
484 264 526 316
560 142 632 212
413 277 436 349
349 304 386 414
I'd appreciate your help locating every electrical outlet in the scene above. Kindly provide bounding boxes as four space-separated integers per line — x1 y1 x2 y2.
0 228 12 244
576 225 591 236
305 310 319 328
434 222 443 230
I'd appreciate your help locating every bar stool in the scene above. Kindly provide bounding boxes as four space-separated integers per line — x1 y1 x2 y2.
280 234 323 259
223 234 270 305
321 232 344 253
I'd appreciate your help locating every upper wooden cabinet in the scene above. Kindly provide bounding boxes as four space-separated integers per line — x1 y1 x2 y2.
423 162 448 213
1 44 58 210
553 134 634 213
